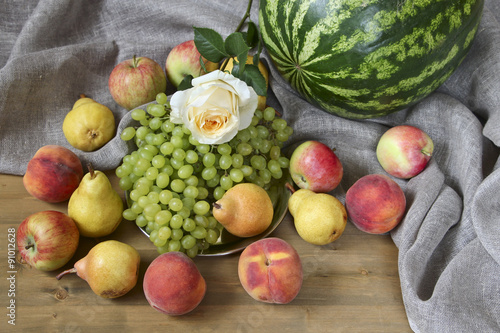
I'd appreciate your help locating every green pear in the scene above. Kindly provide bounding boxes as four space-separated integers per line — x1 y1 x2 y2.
288 188 347 245
68 164 123 238
56 240 140 298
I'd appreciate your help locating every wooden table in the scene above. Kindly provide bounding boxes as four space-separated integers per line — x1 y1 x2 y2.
0 171 412 332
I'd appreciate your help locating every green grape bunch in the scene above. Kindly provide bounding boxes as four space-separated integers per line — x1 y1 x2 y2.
116 92 293 257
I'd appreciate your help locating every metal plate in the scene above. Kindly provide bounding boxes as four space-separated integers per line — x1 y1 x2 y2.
133 170 292 256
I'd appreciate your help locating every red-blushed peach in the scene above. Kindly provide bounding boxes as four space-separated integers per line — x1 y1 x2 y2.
345 174 406 234
143 252 206 316
238 237 302 304
23 145 83 203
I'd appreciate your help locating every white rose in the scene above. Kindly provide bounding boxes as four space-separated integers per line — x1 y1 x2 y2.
170 70 258 145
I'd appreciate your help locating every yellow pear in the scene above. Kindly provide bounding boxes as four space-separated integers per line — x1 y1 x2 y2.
213 183 273 238
62 94 115 152
223 55 269 110
68 164 123 238
56 240 140 298
288 188 347 245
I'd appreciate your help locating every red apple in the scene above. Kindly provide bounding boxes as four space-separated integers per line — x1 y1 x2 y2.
376 125 434 179
143 252 206 316
23 145 83 203
345 174 406 234
165 40 218 88
108 55 167 110
289 140 343 193
238 237 303 304
17 210 80 271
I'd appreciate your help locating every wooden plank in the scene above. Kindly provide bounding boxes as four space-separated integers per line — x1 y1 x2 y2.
0 172 411 332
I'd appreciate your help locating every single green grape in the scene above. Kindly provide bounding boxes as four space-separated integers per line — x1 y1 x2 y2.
168 197 183 212
203 153 216 167
219 154 232 170
178 164 194 179
131 109 147 121
193 200 210 215
201 166 217 180
182 218 196 232
149 117 163 130
120 127 136 141
220 174 233 190
191 226 207 239
155 210 172 226
217 143 232 155
170 179 186 193
229 168 244 183
263 107 276 121
170 214 184 229
156 92 168 105
161 120 175 133
181 235 197 250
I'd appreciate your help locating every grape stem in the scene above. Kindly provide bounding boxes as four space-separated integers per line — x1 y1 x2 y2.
285 182 296 194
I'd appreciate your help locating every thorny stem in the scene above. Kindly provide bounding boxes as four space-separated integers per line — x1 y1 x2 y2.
220 0 254 72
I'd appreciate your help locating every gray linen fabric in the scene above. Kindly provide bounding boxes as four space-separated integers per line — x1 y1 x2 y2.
1 1 499 331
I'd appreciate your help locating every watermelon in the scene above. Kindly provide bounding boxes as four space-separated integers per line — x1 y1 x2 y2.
259 0 484 119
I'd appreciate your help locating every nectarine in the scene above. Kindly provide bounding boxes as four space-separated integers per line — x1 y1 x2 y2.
23 145 83 203
238 238 302 304
143 252 206 315
345 174 406 234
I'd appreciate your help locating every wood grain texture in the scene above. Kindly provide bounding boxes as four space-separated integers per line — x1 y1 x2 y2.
0 172 411 332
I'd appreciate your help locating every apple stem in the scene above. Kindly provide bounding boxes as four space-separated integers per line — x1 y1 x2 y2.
79 94 86 99
213 202 222 210
55 267 77 280
87 163 95 179
132 55 139 68
25 243 35 250
285 182 296 194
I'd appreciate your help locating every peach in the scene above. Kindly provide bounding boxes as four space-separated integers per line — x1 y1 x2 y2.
23 145 83 203
143 252 206 316
238 237 302 304
345 174 406 234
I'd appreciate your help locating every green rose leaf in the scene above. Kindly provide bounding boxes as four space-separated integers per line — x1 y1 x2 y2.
246 21 259 48
233 64 267 97
225 32 251 77
225 32 250 58
194 27 228 63
178 74 194 91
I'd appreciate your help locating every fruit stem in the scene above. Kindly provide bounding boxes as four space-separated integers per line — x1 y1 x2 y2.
285 182 296 194
55 267 77 280
213 202 222 210
132 55 139 68
87 163 95 179
79 94 86 99
25 243 35 250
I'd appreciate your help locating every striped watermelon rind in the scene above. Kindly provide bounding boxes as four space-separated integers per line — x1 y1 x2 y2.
259 0 484 119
